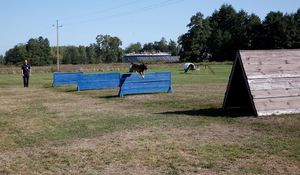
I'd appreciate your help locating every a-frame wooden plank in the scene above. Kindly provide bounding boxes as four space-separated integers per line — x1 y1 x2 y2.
223 52 257 116
224 49 300 116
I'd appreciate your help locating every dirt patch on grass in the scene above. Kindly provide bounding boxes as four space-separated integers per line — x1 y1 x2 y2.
64 123 259 151
101 161 162 175
0 123 261 174
1 120 299 174
0 88 37 113
243 115 300 128
226 155 300 175
124 94 157 101
195 123 258 144
239 116 300 140
43 100 112 113
40 88 141 114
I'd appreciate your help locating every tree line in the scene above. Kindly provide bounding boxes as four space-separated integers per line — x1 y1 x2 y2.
2 4 300 65
60 37 177 65
4 37 52 66
3 35 177 66
125 38 178 56
179 4 300 62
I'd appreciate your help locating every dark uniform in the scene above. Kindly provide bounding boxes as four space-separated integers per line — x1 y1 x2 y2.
21 63 31 87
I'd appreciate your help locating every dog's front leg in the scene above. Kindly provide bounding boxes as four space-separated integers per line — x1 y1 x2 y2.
140 72 145 79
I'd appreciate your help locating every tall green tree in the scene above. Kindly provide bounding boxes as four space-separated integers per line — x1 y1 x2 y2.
179 4 265 61
78 45 87 64
179 12 211 62
4 44 27 65
283 9 300 48
245 14 262 49
142 38 177 54
95 35 123 63
168 40 178 56
154 37 169 52
142 42 155 52
178 33 192 62
86 44 97 64
0 55 4 64
125 42 142 53
291 9 300 48
26 36 52 66
208 4 237 60
262 11 290 49
62 46 80 64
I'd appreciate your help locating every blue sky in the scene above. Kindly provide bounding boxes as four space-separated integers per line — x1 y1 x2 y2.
1 0 299 55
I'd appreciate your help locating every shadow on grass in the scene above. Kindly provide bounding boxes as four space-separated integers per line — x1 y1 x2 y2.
43 84 54 88
50 84 78 92
179 72 196 74
51 87 78 92
101 92 168 99
157 108 254 117
64 89 78 92
101 95 120 99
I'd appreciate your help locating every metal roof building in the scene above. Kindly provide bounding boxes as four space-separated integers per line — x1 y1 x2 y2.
122 53 180 63
223 49 300 116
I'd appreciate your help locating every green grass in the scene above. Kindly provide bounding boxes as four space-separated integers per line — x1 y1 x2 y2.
0 63 299 174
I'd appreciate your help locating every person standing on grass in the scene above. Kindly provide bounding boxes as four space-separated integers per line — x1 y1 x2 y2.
21 59 31 88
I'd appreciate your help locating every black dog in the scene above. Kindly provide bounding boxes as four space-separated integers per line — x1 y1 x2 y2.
129 62 148 78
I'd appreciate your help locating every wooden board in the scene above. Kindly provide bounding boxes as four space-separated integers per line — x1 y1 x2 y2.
254 96 300 112
248 77 300 83
251 88 300 99
223 49 300 116
247 73 300 79
248 79 300 91
240 50 300 65
53 72 83 87
243 64 300 74
119 72 173 97
77 72 120 91
257 109 300 116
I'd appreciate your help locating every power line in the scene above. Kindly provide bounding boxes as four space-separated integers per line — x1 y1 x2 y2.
62 0 142 22
105 0 183 20
63 0 184 26
33 0 184 52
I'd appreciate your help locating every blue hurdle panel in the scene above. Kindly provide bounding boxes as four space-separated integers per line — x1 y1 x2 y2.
119 72 173 97
77 72 120 91
53 72 83 87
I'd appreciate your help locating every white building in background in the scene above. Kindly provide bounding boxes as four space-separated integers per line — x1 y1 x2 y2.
122 52 180 63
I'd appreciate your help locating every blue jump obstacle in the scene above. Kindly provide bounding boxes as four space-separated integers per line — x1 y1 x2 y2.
118 72 173 97
53 72 173 97
53 72 83 87
77 72 120 91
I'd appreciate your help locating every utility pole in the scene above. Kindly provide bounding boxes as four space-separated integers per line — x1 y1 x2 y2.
55 20 62 71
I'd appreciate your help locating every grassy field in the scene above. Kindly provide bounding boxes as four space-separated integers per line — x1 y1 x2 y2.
0 63 299 175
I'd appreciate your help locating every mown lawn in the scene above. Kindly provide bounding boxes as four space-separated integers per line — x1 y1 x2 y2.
0 63 299 175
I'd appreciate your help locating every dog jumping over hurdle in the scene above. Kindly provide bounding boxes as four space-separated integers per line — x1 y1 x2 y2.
129 62 148 78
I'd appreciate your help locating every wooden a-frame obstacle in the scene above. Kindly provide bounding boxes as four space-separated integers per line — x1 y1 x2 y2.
223 49 300 116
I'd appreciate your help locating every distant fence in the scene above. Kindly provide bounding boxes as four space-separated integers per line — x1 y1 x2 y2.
53 72 83 87
119 72 173 97
77 73 120 91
